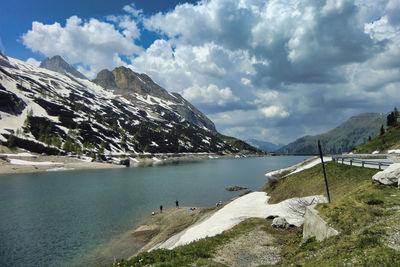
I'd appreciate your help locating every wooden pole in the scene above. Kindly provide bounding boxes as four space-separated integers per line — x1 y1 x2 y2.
318 140 331 203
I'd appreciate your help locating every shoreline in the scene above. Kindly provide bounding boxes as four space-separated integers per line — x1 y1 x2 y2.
0 146 266 176
119 156 327 260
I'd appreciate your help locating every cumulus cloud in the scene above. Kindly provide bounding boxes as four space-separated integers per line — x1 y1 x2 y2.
20 0 400 144
260 106 289 118
26 58 41 67
22 15 143 78
182 84 239 105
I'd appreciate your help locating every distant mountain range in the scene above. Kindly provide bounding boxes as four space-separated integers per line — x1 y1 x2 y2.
0 54 259 157
276 113 387 154
246 139 284 152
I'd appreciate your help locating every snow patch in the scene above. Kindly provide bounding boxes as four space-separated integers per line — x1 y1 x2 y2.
8 159 62 166
265 157 332 178
153 192 327 250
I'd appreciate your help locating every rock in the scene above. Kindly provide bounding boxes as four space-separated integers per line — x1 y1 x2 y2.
266 215 279 220
271 217 292 229
372 163 400 186
226 185 248 191
40 55 87 79
119 158 130 167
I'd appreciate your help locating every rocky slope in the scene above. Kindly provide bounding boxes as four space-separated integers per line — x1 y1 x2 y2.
92 66 216 132
40 55 87 79
0 54 258 158
276 113 386 154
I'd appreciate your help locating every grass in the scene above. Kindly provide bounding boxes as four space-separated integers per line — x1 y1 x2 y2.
261 162 400 266
353 124 400 153
106 219 267 267
262 161 379 204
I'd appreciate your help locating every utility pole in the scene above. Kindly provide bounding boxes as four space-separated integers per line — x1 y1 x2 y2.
318 140 331 203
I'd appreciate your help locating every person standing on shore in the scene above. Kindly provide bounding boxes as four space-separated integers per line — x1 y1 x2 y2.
160 205 163 213
176 200 179 208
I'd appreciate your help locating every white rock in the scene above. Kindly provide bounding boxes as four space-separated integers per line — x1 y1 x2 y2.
372 163 400 186
272 217 291 229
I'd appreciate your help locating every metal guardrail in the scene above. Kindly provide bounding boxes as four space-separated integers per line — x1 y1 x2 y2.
332 156 392 170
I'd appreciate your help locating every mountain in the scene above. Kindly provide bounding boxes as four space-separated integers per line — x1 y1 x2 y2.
40 55 87 80
0 54 259 157
92 66 216 132
246 138 284 152
276 113 387 154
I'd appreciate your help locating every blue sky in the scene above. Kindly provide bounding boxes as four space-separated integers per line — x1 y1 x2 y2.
1 0 400 144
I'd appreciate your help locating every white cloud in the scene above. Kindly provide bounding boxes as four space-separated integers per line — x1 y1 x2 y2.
182 84 239 105
123 3 143 18
22 15 143 78
259 106 289 118
26 58 40 67
20 0 400 144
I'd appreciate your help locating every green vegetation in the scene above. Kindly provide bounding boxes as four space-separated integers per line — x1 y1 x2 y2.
353 108 400 153
262 162 379 203
7 134 16 148
106 219 267 267
276 113 386 154
262 162 400 265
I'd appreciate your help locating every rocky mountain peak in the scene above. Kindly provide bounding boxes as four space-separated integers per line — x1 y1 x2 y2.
93 66 216 132
40 55 87 80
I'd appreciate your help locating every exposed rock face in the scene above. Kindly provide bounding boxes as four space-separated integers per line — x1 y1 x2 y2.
372 163 400 186
40 55 87 79
93 66 216 132
0 87 26 115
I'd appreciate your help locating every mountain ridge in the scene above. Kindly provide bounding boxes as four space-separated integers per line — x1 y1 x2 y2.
246 138 284 152
276 113 386 154
40 55 87 80
0 54 259 157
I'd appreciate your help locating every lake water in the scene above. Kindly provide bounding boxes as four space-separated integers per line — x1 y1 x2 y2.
0 156 308 266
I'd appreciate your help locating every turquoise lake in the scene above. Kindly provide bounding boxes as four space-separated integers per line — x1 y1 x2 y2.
0 156 309 266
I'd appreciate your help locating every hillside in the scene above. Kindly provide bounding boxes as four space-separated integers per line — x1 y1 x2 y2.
246 138 284 152
276 113 386 154
353 122 400 154
0 54 259 157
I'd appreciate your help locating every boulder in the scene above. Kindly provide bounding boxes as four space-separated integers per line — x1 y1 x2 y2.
271 217 292 229
226 185 248 191
372 163 400 186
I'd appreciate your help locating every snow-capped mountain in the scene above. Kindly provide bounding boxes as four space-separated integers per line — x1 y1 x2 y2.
0 54 257 157
40 55 87 80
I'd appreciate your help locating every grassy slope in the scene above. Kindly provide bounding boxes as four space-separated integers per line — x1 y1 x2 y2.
106 162 400 266
263 162 400 266
353 124 400 153
277 113 386 154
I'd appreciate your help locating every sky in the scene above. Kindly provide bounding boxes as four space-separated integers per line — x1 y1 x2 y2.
1 0 400 145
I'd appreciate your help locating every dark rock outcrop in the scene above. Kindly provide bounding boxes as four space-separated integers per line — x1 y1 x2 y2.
0 88 26 115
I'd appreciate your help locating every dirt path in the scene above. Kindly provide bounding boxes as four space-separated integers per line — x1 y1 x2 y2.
213 225 281 267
